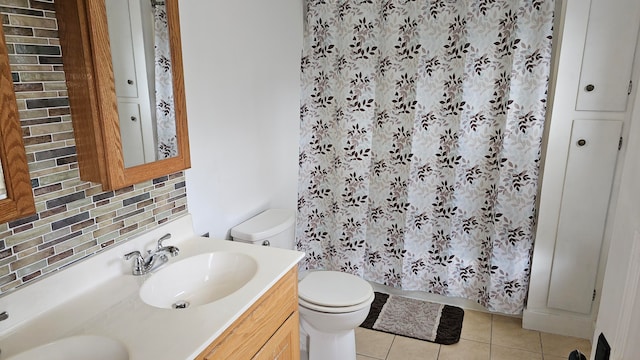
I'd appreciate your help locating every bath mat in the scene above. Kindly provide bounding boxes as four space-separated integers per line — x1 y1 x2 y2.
360 292 464 345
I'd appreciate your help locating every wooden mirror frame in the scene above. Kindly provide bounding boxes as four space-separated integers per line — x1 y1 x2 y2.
0 24 36 223
55 0 190 191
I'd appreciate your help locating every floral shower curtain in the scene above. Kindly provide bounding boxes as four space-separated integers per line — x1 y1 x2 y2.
296 0 554 314
154 4 177 159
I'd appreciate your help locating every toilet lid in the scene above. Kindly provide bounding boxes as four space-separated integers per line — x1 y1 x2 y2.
298 271 373 307
299 292 375 313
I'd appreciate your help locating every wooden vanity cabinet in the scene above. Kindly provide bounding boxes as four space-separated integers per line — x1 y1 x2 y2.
252 312 299 360
196 268 300 360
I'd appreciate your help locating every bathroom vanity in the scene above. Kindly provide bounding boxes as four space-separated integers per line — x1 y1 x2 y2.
196 268 299 359
0 215 304 360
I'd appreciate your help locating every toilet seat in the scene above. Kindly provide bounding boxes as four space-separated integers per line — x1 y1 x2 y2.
299 292 375 313
298 271 374 313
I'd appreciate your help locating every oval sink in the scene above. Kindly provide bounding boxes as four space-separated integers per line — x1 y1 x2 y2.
139 252 258 309
6 335 128 360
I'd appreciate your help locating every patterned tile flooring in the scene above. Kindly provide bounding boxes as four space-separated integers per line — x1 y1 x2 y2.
355 310 592 360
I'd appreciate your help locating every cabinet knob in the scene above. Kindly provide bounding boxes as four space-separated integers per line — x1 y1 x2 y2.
127 79 134 85
130 116 137 121
585 84 595 92
577 139 587 147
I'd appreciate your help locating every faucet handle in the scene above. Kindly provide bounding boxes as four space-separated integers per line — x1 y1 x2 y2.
125 250 143 261
156 233 172 249
124 251 145 275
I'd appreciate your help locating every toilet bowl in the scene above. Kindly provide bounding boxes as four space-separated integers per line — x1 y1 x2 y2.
298 270 374 360
230 209 374 360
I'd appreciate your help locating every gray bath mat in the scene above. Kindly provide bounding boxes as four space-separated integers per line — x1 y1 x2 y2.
360 292 464 345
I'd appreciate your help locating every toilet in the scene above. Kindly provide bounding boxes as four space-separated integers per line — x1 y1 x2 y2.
230 209 374 360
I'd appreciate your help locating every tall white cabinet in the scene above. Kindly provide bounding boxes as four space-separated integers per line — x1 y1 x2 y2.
524 0 640 338
105 0 158 168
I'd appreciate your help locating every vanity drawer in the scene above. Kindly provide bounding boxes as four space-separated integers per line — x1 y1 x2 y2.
197 267 298 360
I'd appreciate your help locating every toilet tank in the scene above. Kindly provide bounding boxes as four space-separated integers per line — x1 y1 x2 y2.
230 209 296 249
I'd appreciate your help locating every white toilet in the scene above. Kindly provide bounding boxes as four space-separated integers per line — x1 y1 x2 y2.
231 209 374 360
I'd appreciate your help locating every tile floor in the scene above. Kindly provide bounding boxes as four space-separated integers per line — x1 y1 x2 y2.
355 310 592 360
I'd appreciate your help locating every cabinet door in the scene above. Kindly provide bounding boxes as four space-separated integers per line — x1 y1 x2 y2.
253 312 300 360
576 0 640 111
547 120 622 313
105 0 138 98
118 102 145 168
197 269 298 360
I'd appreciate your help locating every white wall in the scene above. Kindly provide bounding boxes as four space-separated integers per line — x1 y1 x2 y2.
179 0 303 238
593 80 640 359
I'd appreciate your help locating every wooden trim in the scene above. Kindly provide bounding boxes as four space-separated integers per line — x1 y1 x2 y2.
86 0 126 189
166 0 191 169
55 0 108 183
0 24 36 223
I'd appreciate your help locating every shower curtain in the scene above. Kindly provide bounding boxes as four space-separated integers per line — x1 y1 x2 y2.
154 4 177 159
296 0 554 314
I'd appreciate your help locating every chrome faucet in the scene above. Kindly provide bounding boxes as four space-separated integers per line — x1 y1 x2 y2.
124 233 179 275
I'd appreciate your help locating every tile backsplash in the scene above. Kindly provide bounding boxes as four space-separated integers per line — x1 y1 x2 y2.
0 0 188 295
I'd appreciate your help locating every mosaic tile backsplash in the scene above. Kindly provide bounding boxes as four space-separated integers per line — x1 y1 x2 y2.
0 0 189 295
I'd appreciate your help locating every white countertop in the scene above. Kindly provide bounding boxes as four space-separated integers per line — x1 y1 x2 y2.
0 215 304 360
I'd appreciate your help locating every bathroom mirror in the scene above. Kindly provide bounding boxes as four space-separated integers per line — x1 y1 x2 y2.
55 0 190 191
105 0 178 168
0 24 37 223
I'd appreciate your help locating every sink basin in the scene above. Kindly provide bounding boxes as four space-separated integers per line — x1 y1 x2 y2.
139 252 258 309
6 335 128 360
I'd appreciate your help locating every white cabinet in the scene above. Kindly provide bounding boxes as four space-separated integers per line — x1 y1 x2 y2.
105 0 157 167
547 120 622 313
117 103 145 168
524 0 639 338
576 0 640 112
